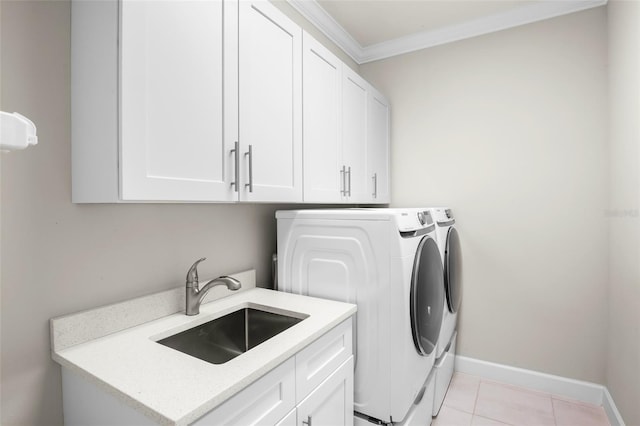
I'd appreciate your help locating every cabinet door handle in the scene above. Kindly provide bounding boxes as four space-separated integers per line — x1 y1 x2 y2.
230 141 239 192
302 415 312 426
340 166 346 196
372 173 377 198
244 144 253 193
347 166 352 197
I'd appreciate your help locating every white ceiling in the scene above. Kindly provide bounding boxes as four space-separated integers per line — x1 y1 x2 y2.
288 0 608 64
317 0 536 47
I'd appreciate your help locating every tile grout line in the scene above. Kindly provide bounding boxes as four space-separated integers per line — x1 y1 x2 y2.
550 392 558 426
477 375 560 426
456 373 610 426
472 375 481 416
475 377 515 426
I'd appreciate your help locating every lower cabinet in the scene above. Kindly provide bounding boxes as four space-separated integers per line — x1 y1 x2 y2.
198 318 354 425
274 357 353 426
62 319 354 425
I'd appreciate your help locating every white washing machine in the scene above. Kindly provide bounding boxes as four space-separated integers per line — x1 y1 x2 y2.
277 209 445 425
428 207 463 416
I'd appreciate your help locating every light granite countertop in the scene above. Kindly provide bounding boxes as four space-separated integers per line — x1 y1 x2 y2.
51 287 356 425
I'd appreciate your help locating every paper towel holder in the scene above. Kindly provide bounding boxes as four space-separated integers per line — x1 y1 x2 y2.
1 111 38 152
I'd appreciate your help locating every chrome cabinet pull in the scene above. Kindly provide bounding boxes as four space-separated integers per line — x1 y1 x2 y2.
244 144 253 193
340 166 346 196
302 415 312 426
230 141 239 192
347 166 352 197
372 173 377 198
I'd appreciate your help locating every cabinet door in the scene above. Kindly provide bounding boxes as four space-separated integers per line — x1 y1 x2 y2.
302 32 343 203
341 67 368 203
297 357 354 426
120 0 238 201
239 0 303 202
367 87 390 204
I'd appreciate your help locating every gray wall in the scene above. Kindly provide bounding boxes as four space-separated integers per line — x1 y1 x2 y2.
360 8 609 384
606 0 640 424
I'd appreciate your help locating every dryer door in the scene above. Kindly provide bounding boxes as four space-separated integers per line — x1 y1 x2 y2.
444 227 462 314
410 236 444 356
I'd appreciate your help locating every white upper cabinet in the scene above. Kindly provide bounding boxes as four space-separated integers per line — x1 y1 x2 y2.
72 0 238 203
71 0 386 204
239 0 303 203
302 32 343 203
120 0 238 201
302 49 390 205
367 87 390 204
341 67 369 203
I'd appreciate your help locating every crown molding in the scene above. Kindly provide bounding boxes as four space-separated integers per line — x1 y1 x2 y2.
287 0 365 63
359 0 608 63
287 0 607 65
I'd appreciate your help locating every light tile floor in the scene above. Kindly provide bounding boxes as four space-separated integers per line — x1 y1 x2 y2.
433 373 610 426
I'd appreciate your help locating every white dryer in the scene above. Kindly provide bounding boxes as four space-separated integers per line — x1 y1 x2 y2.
277 209 445 424
428 207 463 416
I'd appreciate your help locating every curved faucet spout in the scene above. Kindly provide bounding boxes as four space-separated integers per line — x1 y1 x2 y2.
200 276 242 295
186 275 242 316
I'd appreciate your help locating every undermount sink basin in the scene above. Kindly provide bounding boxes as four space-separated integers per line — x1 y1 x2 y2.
157 306 306 364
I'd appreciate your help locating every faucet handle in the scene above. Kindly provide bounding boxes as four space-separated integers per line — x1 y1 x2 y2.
186 257 206 288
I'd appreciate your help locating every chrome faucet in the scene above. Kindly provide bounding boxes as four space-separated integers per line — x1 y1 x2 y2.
185 258 242 316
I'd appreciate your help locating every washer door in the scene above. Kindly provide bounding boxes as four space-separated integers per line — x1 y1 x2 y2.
410 236 445 356
445 227 462 313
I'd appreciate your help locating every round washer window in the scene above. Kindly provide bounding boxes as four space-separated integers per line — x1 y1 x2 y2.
445 227 462 314
410 236 444 356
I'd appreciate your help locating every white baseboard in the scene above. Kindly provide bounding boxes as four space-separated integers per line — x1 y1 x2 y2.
454 355 625 426
603 387 626 426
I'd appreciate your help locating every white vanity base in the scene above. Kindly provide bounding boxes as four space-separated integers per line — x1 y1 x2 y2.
60 318 354 426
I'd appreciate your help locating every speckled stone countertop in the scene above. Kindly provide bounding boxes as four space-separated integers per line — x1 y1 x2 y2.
51 287 356 425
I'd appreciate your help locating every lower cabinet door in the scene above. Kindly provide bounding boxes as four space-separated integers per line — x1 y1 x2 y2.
296 356 354 426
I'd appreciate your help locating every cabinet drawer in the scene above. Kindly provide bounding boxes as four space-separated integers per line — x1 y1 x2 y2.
193 357 295 425
295 319 352 403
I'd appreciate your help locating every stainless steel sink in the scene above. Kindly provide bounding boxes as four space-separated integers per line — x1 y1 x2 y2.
157 307 306 364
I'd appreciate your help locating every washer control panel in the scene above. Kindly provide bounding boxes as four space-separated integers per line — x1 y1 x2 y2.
397 210 434 233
